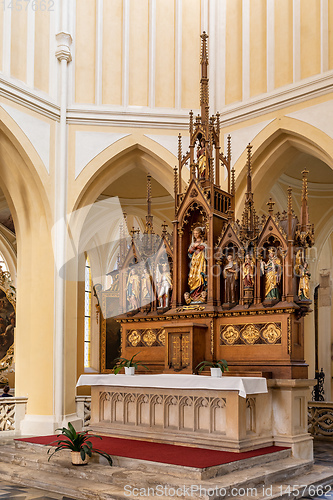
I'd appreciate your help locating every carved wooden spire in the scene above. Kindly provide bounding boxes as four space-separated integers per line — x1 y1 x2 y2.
227 134 231 163
300 169 309 231
287 186 293 241
189 111 193 136
200 32 209 128
246 144 253 202
144 173 154 234
231 167 235 196
178 133 182 162
174 166 178 215
267 197 275 215
227 134 232 194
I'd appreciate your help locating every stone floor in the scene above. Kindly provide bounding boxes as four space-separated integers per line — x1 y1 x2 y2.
0 439 331 499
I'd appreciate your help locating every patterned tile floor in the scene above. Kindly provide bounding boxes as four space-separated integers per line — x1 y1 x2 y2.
0 440 331 499
0 484 76 500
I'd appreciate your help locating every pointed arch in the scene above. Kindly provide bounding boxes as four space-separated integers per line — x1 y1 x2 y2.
234 116 333 215
71 134 180 215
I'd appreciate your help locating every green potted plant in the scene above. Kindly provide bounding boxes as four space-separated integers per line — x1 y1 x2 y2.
47 422 113 466
113 352 148 375
195 359 229 378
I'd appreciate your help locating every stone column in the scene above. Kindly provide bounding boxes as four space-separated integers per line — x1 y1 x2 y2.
53 31 78 429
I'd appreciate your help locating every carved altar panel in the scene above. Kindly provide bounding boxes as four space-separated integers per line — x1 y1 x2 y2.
165 323 207 374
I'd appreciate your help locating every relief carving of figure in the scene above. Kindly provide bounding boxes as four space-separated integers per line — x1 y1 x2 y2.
261 248 281 301
185 227 207 304
223 254 239 305
126 268 140 310
295 250 311 301
157 262 172 309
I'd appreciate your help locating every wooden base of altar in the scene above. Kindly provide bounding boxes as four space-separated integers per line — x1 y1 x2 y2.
116 303 308 379
88 378 315 460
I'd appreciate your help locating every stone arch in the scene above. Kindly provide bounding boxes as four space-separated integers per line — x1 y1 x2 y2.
0 110 55 422
71 134 178 214
234 116 333 215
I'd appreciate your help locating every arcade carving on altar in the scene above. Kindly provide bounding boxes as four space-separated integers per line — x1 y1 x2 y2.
97 33 315 380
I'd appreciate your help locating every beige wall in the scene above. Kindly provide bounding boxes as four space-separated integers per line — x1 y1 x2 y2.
0 1 331 107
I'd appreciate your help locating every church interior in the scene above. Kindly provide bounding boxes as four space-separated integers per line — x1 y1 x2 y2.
0 0 333 497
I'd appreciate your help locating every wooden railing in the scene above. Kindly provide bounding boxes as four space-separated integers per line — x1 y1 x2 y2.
308 401 333 438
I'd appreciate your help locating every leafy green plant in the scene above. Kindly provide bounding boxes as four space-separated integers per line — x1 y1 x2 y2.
195 359 229 374
47 422 112 466
113 352 148 375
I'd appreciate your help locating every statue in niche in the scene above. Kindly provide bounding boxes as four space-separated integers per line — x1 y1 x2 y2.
243 253 255 288
223 254 239 306
295 250 311 301
261 248 282 302
141 266 152 307
184 227 207 304
242 253 255 307
197 139 207 178
126 268 140 310
157 261 172 309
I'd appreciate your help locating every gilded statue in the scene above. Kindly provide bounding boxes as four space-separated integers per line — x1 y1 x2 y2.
223 254 239 305
261 248 281 301
295 250 311 301
243 253 255 288
197 139 207 178
126 268 140 310
157 262 172 308
185 227 207 304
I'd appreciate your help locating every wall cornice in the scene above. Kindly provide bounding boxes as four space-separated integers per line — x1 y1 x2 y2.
219 71 333 128
0 76 60 121
0 71 333 129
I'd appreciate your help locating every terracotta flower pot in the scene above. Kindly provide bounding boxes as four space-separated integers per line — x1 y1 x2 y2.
71 451 89 465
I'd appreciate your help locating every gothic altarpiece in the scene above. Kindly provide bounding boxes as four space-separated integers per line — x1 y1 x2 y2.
99 33 314 381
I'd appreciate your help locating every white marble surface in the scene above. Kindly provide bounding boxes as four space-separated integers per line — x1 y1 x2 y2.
76 373 267 398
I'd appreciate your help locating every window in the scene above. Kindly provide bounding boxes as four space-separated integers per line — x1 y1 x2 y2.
84 256 92 368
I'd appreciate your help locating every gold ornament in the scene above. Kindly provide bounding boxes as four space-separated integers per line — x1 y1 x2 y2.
221 325 239 345
142 329 157 347
128 330 141 347
261 323 281 344
241 324 260 344
158 329 166 346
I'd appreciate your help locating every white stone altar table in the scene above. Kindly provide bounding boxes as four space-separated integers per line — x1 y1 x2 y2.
76 373 268 399
77 375 313 458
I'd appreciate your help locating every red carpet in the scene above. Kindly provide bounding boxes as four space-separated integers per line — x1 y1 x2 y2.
16 435 288 469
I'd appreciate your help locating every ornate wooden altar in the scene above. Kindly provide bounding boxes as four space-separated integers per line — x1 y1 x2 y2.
98 33 314 380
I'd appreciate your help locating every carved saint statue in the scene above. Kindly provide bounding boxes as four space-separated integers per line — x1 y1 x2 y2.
141 266 152 306
197 139 207 178
223 254 239 305
157 262 172 308
295 250 311 301
243 253 255 288
261 248 281 301
185 227 207 304
126 268 140 310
